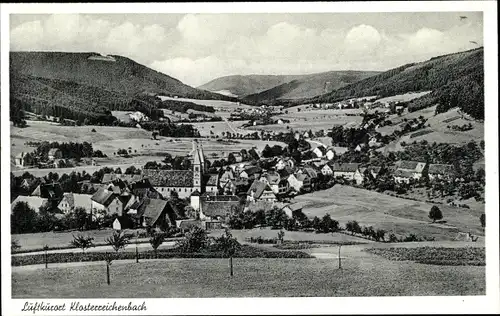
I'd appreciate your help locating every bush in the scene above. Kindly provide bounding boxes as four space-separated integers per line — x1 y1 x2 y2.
366 247 485 266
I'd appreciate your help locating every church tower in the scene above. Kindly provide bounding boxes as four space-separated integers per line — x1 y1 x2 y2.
192 140 203 192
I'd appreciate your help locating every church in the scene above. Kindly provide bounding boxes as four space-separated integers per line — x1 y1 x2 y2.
143 140 219 199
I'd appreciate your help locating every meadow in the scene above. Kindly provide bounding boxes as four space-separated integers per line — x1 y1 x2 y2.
12 246 485 298
294 184 485 241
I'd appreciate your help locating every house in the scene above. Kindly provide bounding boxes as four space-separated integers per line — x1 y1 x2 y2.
330 163 363 184
247 180 277 203
239 165 262 180
141 199 175 230
281 202 305 218
30 182 63 202
394 160 427 180
287 173 311 193
428 164 456 180
196 194 241 222
219 167 235 188
48 148 62 161
321 163 334 176
203 173 219 195
90 181 136 217
11 195 49 214
312 146 327 158
354 144 366 152
275 157 296 170
363 166 383 179
278 178 291 196
260 171 280 194
393 169 414 184
228 152 244 163
57 193 93 214
101 173 143 184
15 152 33 167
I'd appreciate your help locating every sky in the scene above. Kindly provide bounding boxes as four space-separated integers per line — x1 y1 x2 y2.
10 12 483 87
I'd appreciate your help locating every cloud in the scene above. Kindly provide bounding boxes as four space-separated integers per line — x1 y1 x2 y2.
10 14 483 87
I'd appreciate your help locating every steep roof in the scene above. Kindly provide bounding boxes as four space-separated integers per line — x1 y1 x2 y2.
247 180 271 199
295 173 309 182
395 160 425 171
303 167 319 179
102 173 143 184
428 164 455 175
91 188 115 206
201 195 241 218
313 146 327 155
204 173 219 186
143 169 193 187
242 165 262 176
263 172 280 185
393 169 415 178
30 182 63 199
283 202 305 212
329 162 360 172
142 198 170 226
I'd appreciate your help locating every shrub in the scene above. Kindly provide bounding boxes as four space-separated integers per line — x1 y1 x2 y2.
176 226 208 253
479 214 485 228
429 205 443 223
91 128 96 132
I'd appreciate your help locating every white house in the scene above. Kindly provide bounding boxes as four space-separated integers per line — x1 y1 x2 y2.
57 193 93 214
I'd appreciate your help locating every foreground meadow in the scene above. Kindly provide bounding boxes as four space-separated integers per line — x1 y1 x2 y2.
12 245 485 298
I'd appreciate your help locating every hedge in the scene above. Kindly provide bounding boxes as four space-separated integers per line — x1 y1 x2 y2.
12 245 311 266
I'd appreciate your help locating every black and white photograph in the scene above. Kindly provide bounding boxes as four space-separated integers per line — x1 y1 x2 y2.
1 2 498 315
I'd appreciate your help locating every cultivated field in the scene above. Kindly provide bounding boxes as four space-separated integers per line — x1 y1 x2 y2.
191 120 250 137
294 184 485 241
12 244 485 297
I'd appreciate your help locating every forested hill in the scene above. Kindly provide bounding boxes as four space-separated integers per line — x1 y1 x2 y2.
312 47 484 119
10 52 236 124
198 74 301 97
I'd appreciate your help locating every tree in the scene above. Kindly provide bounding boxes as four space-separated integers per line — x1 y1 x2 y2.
346 220 361 235
125 166 137 174
428 205 443 223
105 230 131 252
374 229 386 242
213 229 240 277
73 207 90 230
104 252 115 285
11 201 38 234
320 214 340 233
277 230 285 243
176 226 208 252
70 234 95 252
149 231 166 258
11 239 21 252
480 213 485 228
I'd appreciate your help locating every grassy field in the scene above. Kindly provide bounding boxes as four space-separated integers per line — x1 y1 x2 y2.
12 247 485 297
191 120 250 137
294 184 485 241
11 228 146 251
375 91 432 103
378 107 484 153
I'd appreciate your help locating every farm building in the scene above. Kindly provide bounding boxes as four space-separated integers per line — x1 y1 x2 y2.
247 180 277 203
393 170 415 184
281 202 306 218
48 148 62 160
30 182 63 201
197 194 241 222
57 193 93 214
394 160 427 180
428 164 456 180
15 152 33 167
275 157 296 170
330 163 364 184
